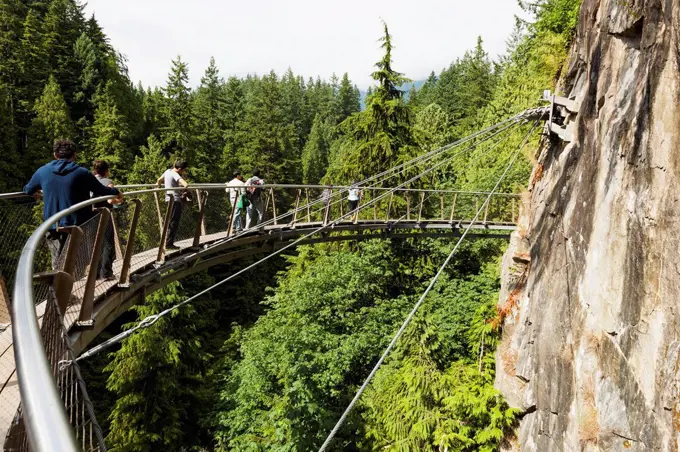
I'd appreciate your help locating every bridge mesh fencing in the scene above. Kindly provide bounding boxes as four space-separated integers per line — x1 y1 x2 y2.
4 283 106 452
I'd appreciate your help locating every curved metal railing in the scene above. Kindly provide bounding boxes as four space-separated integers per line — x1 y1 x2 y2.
4 184 522 451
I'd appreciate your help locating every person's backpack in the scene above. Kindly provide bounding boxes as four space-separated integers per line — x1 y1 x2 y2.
246 177 263 201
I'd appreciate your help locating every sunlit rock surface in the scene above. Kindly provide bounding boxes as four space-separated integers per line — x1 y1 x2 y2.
496 0 680 450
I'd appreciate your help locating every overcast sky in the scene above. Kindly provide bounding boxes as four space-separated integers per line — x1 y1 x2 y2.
83 0 523 90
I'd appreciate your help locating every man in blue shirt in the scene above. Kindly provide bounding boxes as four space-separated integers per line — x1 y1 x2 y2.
24 139 123 269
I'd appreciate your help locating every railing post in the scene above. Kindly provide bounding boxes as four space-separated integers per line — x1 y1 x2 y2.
417 192 425 224
440 194 445 220
449 194 458 224
196 189 207 236
227 197 237 238
483 197 490 225
323 191 331 226
291 189 301 228
58 225 83 276
353 194 361 225
118 199 141 287
192 190 207 248
406 194 411 220
373 190 377 221
33 271 74 320
512 197 516 223
385 192 393 223
340 193 344 218
156 197 174 264
270 188 278 225
153 191 164 236
111 211 123 260
305 189 311 223
78 209 111 328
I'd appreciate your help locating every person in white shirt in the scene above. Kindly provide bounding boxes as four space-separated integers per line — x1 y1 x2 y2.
156 161 189 249
347 182 362 213
245 169 265 229
226 170 246 232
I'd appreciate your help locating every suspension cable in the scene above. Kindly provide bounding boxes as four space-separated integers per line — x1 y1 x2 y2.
74 120 525 363
317 120 541 452
212 113 531 245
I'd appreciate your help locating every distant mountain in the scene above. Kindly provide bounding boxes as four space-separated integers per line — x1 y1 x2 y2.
359 80 426 109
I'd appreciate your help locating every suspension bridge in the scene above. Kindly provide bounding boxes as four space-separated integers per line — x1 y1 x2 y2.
0 98 577 451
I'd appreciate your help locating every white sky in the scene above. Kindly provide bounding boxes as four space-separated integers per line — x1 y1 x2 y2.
83 0 523 90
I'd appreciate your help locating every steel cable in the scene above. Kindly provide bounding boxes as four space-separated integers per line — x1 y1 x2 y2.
317 120 541 451
74 119 528 363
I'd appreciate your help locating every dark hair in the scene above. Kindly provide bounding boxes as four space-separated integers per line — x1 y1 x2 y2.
252 168 261 177
53 139 76 159
93 160 110 176
174 160 188 170
233 169 241 177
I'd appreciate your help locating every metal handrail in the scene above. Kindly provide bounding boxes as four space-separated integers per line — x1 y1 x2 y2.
3 184 523 197
13 193 118 451
11 184 520 451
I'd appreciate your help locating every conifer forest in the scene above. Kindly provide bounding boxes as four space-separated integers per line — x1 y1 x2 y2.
0 0 581 450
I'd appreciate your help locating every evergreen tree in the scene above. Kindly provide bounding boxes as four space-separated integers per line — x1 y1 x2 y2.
280 68 306 154
0 82 18 191
88 82 132 175
327 22 413 182
407 84 418 107
301 114 333 184
18 8 48 109
335 72 361 122
129 135 168 184
413 103 452 152
220 76 245 175
193 57 225 181
41 0 85 103
239 71 295 183
416 71 438 107
162 56 194 163
27 75 74 166
0 0 25 90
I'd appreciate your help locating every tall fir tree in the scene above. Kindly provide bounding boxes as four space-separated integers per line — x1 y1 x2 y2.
193 57 225 181
335 72 361 122
88 82 132 176
301 114 333 184
18 8 48 111
327 22 413 182
220 76 245 175
162 56 195 164
27 75 74 166
129 134 168 184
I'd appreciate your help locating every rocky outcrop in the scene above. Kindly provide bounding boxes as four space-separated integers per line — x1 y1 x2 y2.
496 0 680 450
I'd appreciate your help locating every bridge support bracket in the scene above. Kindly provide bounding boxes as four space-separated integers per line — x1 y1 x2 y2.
543 89 579 143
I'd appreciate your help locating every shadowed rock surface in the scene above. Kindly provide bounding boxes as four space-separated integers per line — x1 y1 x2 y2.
496 0 680 450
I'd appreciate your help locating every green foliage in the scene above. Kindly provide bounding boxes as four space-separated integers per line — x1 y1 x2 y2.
27 75 74 165
413 103 453 152
88 82 132 172
129 135 168 184
327 23 414 183
162 56 195 163
301 114 334 184
193 57 226 181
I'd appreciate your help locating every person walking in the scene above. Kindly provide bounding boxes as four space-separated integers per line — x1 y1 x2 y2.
156 161 189 250
92 160 119 281
347 182 362 214
321 184 333 224
23 139 122 269
227 170 246 232
245 169 265 229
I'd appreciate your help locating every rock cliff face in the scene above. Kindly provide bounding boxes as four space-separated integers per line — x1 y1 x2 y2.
495 0 680 450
